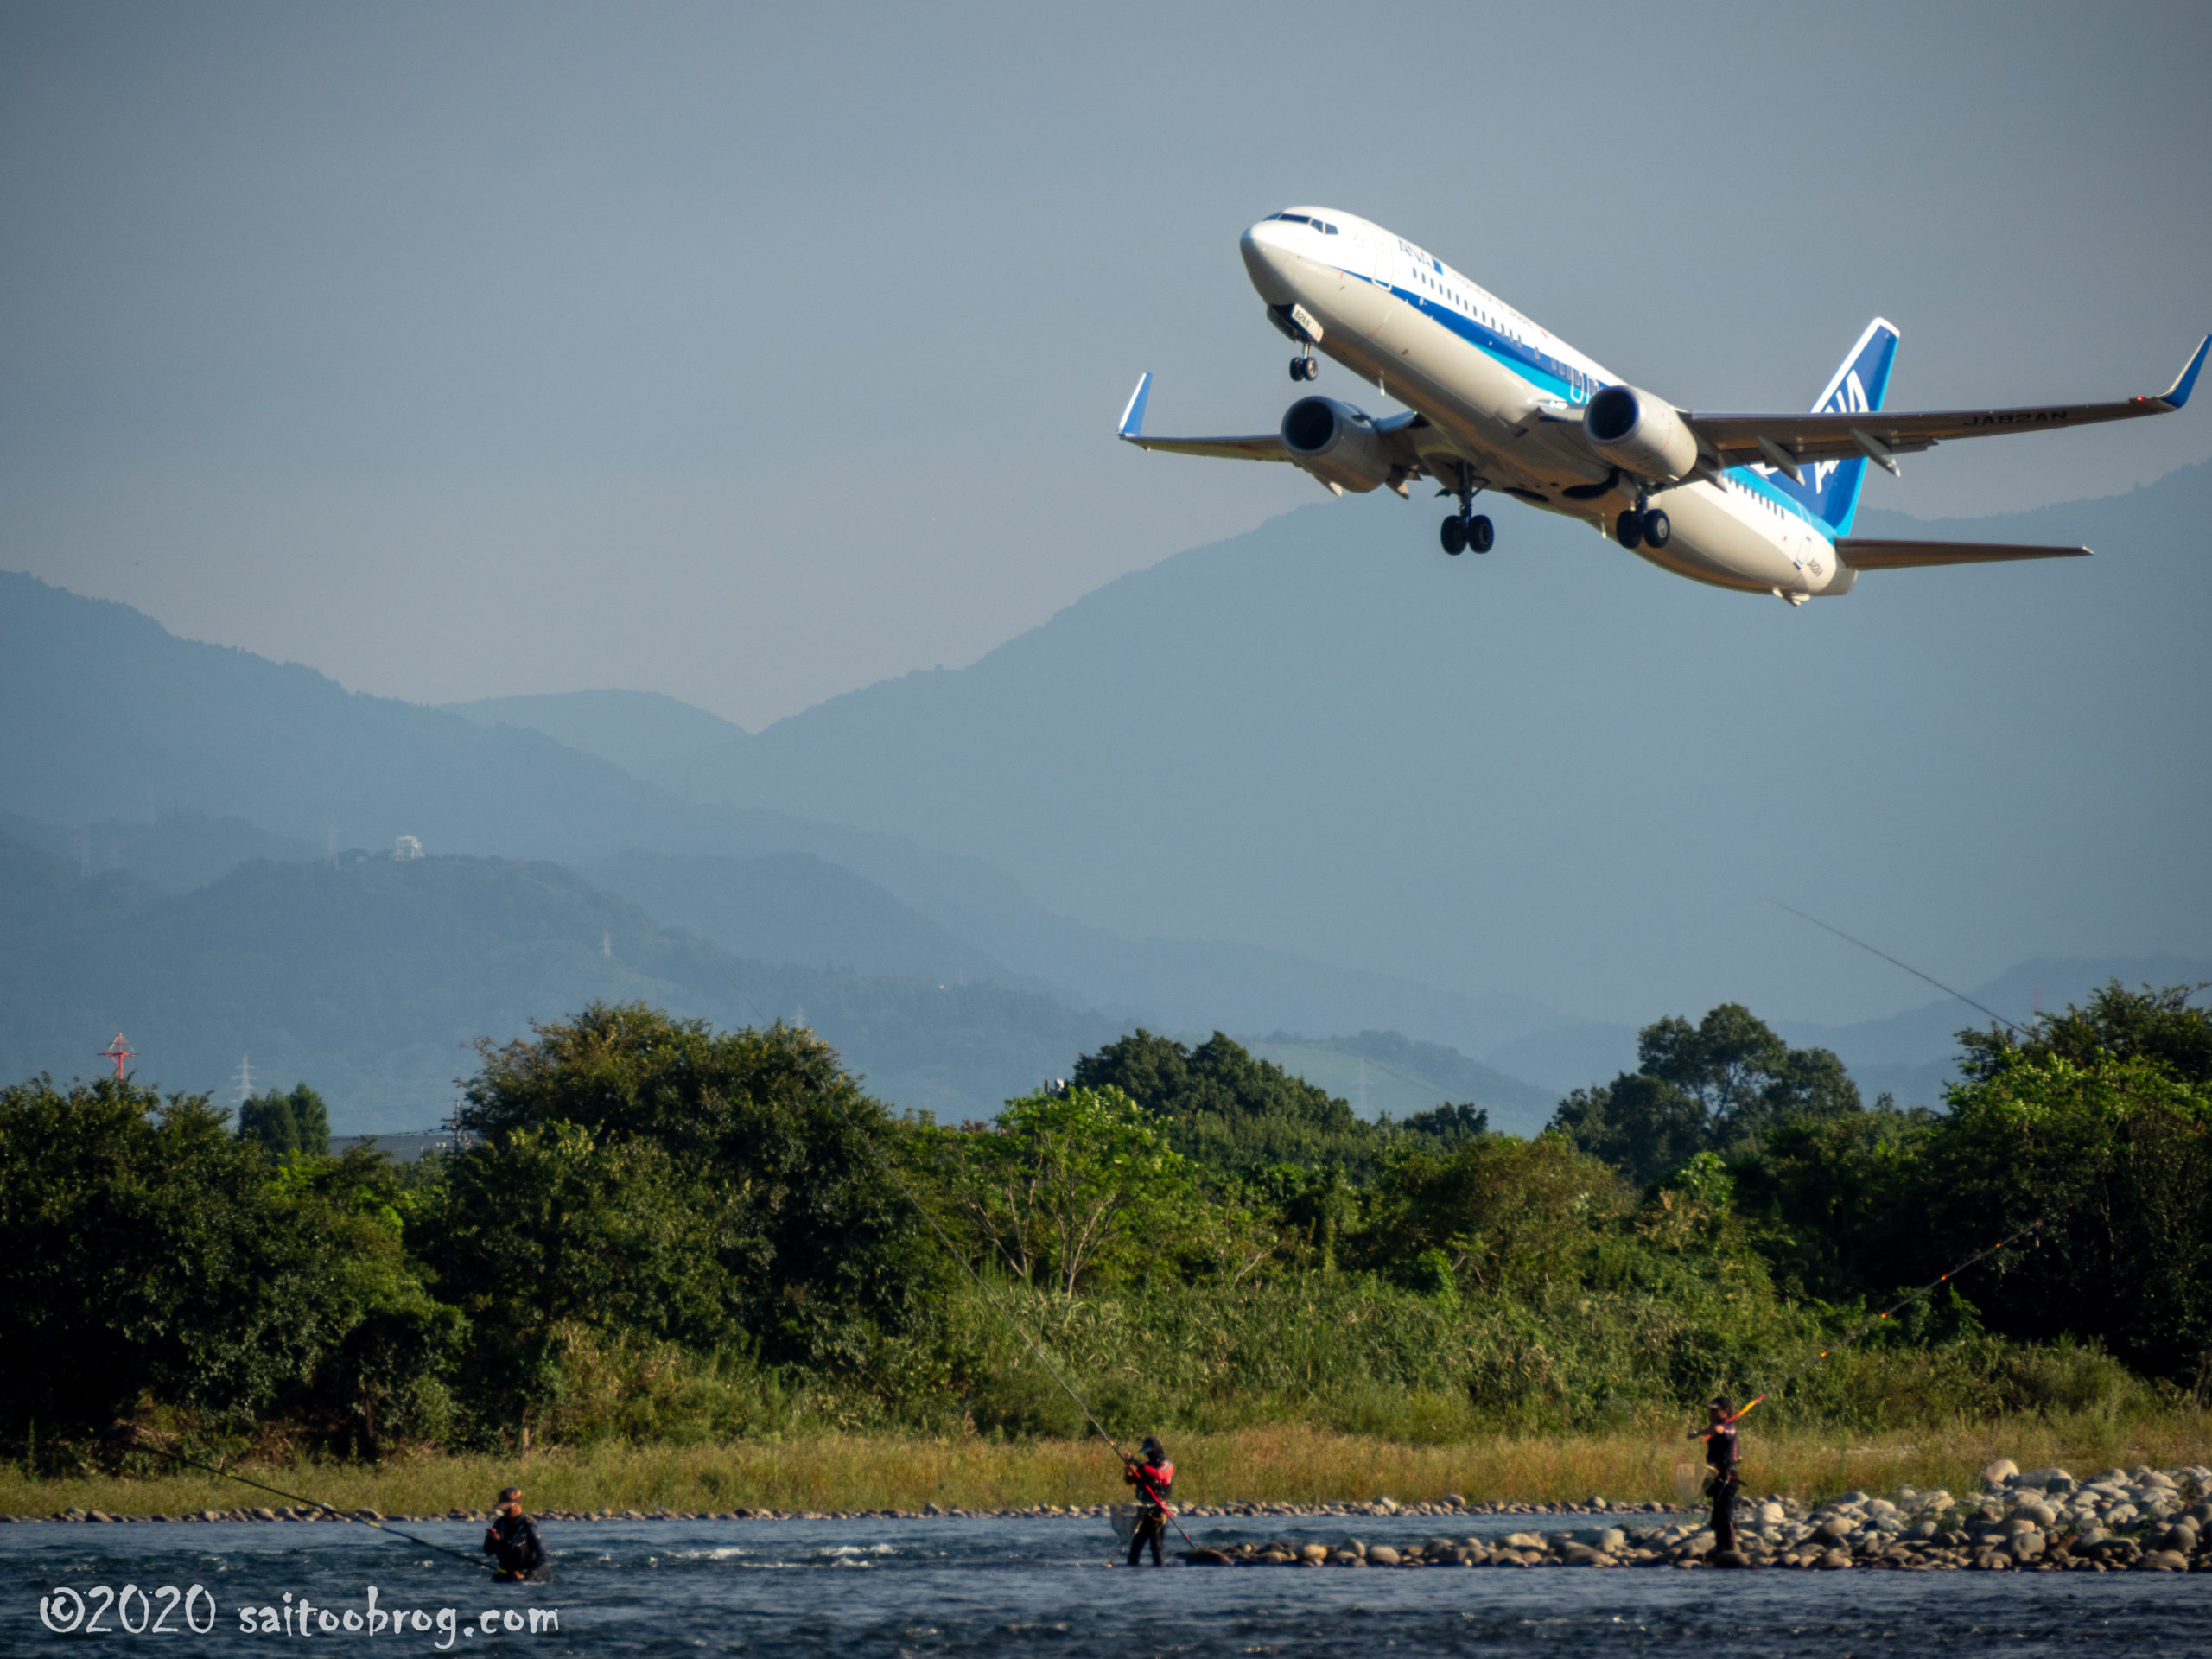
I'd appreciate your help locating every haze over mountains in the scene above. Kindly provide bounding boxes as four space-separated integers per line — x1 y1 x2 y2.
577 461 2212 1030
3 463 2203 1129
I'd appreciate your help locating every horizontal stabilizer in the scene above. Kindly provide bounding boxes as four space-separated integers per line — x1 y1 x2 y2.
1836 538 2092 569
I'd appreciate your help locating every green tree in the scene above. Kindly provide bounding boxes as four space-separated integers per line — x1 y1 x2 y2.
1917 1044 2212 1382
1549 1073 1707 1186
944 1086 1198 1295
1727 1102 1933 1302
238 1082 331 1158
1395 1102 1490 1150
423 1123 737 1423
453 1003 930 1364
0 1077 455 1447
1551 1004 1859 1180
1358 1135 1626 1294
1073 1029 1382 1171
1961 980 2212 1085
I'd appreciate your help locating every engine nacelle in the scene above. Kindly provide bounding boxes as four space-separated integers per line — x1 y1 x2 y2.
1584 384 1699 482
1281 396 1394 494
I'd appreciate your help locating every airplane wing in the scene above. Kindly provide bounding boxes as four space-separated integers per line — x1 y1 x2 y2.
1114 373 1440 486
1116 372 1290 461
1835 539 2091 569
1684 335 2208 478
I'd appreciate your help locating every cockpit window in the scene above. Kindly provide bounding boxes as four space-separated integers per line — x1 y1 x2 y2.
1270 212 1314 227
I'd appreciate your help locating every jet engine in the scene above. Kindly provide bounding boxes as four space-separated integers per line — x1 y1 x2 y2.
1583 384 1699 481
1281 396 1394 494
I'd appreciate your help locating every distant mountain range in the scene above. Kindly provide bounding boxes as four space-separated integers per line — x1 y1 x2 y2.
542 460 2211 1036
4 459 2203 1128
0 830 1124 1130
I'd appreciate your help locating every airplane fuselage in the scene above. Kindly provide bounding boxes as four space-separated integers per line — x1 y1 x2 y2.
1240 209 1853 598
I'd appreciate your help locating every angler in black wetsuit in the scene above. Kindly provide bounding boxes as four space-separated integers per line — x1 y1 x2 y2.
1690 1397 1741 1554
483 1487 550 1583
1123 1437 1174 1567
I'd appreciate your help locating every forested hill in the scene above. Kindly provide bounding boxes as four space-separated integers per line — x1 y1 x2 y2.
0 832 1123 1130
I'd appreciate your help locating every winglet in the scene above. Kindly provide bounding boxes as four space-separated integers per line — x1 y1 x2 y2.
2153 335 2210 410
1117 372 1153 439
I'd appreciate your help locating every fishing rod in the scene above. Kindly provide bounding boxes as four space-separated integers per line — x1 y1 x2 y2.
1768 899 2210 1142
1766 901 2028 1038
829 1100 1199 1552
124 1433 486 1569
1694 1208 2053 1442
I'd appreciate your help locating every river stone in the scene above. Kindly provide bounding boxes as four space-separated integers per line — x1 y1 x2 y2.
2141 1470 2177 1489
2106 1503 2139 1527
1367 1545 1402 1566
1980 1459 2019 1488
1560 1543 1603 1565
1818 1548 1851 1569
1503 1531 1544 1550
2141 1549 2190 1572
1816 1518 1853 1541
2017 1501 2057 1528
1299 1544 1329 1563
2018 1467 2075 1491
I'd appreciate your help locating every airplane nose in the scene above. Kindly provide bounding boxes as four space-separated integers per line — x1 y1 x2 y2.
1241 219 1299 304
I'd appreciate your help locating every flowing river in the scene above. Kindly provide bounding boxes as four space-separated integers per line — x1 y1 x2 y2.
5 1510 2208 1656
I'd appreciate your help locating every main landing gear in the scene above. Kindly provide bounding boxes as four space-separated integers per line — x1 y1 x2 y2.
1440 512 1493 556
1438 463 1493 556
1289 353 1319 382
1613 504 1671 550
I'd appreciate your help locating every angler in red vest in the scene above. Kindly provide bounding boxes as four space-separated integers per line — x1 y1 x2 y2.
1123 1436 1174 1566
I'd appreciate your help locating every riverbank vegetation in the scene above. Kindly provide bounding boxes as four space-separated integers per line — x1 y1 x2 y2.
5 1418 2209 1521
2 986 2207 1502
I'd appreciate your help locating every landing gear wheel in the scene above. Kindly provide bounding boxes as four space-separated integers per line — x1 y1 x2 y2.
1440 515 1466 556
1641 508 1670 549
1290 355 1317 382
1614 510 1643 550
1466 514 1494 554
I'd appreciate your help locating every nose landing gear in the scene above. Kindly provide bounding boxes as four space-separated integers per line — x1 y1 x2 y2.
1289 354 1319 382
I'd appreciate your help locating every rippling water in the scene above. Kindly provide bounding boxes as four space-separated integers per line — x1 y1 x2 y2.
5 1511 2208 1656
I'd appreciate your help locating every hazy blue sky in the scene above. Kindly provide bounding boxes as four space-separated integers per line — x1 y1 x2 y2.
3 1 2208 731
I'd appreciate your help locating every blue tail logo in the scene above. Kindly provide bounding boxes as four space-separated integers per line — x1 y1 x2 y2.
1764 318 1898 536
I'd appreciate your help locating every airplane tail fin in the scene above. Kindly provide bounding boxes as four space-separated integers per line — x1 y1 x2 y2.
1767 318 1899 537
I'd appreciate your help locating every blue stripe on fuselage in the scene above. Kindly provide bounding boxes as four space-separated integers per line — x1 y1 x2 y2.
1382 279 1585 404
1359 268 1832 539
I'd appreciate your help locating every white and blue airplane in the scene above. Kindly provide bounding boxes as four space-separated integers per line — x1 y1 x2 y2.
1119 207 2207 601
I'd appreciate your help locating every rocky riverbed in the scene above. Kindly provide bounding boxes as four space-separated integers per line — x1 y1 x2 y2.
0 1493 1656 1525
9 1458 2209 1580
1184 1460 2212 1573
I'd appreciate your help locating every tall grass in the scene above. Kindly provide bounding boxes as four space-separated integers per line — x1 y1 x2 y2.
4 1414 2206 1520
